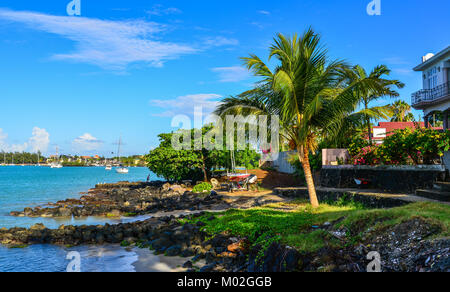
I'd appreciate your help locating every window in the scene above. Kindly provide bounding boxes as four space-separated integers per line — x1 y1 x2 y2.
427 67 438 89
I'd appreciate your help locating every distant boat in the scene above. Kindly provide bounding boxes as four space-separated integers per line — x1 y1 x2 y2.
116 167 129 174
115 136 129 174
105 165 112 171
50 147 63 169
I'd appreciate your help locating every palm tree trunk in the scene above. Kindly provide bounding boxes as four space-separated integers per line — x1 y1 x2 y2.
297 147 319 208
365 100 373 145
201 151 208 182
367 117 372 145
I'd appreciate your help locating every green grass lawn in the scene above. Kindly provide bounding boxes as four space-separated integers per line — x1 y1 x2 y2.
183 200 450 254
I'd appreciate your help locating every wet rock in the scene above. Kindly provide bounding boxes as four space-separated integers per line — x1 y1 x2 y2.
165 245 182 257
199 264 216 272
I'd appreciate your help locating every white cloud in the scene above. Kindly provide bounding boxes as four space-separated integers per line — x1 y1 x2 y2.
0 9 196 70
146 5 182 16
212 66 251 83
151 94 222 117
73 133 104 152
258 10 271 15
204 36 239 47
28 127 50 153
0 127 49 153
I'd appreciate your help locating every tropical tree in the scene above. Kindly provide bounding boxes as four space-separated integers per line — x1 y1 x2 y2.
146 125 260 182
215 28 403 208
390 100 415 122
344 65 404 144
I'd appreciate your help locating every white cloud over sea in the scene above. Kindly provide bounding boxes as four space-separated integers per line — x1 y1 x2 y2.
72 133 104 152
0 8 195 70
0 127 50 153
0 9 240 71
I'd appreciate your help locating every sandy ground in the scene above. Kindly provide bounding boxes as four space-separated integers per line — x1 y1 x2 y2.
131 247 190 272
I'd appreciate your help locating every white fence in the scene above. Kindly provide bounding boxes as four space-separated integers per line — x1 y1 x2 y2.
272 151 296 174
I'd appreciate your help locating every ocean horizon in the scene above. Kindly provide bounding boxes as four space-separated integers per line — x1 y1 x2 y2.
0 166 154 229
0 166 159 272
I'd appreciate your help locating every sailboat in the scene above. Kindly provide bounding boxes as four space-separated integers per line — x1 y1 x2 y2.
105 158 112 171
50 147 63 169
115 137 129 174
10 153 15 166
1 152 5 166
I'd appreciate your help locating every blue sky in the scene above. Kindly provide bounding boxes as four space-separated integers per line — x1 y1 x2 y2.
0 0 448 156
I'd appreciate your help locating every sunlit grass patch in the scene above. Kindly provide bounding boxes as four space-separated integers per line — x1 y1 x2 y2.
183 201 450 253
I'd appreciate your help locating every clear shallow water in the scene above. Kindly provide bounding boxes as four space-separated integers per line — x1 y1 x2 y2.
0 244 138 272
0 166 155 272
0 166 153 229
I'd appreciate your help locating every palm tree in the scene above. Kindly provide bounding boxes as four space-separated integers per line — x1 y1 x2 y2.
215 29 402 208
345 65 404 144
390 100 415 122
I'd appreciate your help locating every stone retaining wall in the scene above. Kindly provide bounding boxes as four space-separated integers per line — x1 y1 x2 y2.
320 165 446 193
273 187 409 208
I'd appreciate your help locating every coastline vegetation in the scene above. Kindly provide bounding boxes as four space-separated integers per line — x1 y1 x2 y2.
145 125 261 182
215 28 404 208
183 201 449 254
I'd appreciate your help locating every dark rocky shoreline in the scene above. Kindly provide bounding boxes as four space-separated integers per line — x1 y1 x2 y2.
9 182 229 218
2 181 449 272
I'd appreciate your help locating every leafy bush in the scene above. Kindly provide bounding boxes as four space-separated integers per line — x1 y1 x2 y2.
352 145 381 165
192 182 213 193
350 128 450 165
289 151 322 181
348 133 370 157
379 128 449 165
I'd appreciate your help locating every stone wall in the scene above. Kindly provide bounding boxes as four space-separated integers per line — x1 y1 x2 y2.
320 165 446 193
322 149 350 166
443 152 450 171
273 187 409 208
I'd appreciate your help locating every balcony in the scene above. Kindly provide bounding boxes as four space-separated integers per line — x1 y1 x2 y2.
412 81 450 109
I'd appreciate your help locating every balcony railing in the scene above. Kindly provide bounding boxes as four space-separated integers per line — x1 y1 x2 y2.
412 81 450 106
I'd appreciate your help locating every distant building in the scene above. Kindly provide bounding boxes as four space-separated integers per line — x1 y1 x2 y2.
412 46 450 130
372 122 442 143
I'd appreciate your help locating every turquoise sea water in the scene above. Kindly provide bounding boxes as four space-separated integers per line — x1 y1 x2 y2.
0 166 153 229
0 166 154 272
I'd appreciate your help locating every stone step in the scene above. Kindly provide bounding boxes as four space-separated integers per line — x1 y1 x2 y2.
415 189 450 202
434 182 450 192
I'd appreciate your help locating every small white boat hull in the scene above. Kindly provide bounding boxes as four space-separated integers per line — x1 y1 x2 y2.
116 167 129 174
50 163 63 169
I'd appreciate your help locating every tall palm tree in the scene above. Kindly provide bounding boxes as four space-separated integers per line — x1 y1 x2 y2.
215 29 401 208
345 65 404 144
390 100 415 122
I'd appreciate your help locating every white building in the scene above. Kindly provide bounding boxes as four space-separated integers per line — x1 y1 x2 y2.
412 46 450 130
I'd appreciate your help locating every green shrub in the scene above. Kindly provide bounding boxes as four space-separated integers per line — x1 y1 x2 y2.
289 151 322 181
350 128 450 165
352 145 381 165
348 133 370 157
192 182 213 193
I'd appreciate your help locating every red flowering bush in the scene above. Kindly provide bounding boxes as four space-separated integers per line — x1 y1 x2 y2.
352 145 381 165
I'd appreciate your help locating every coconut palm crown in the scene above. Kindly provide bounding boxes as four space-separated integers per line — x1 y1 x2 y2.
215 28 403 207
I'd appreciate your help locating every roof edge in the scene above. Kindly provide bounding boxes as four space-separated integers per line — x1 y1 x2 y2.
413 46 450 71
